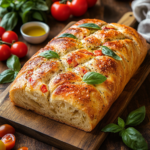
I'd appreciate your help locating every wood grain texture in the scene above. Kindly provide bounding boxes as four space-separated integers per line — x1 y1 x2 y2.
0 0 149 150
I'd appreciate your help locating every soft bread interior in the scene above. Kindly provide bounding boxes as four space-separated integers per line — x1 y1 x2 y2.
10 88 91 131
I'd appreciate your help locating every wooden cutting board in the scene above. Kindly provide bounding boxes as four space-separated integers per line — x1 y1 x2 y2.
0 12 150 150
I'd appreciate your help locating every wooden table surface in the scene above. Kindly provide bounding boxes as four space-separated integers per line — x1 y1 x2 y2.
1 0 150 150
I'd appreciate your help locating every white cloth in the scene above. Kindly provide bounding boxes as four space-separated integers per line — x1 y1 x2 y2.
131 0 150 42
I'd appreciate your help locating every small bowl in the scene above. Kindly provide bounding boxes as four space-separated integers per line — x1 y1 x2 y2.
20 21 50 44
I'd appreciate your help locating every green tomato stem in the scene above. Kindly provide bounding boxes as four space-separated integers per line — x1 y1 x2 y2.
0 40 12 46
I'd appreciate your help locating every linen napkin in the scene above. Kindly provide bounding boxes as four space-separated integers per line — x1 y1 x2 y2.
131 0 150 42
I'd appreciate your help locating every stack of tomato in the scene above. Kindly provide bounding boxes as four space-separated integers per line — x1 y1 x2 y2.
0 124 28 150
0 27 28 61
51 0 97 21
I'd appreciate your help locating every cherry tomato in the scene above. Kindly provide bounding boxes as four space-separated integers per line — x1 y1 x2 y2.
1 134 15 150
18 147 28 150
0 140 6 150
0 124 15 138
11 42 28 58
86 0 97 7
67 0 88 17
51 2 71 21
0 27 5 38
2 31 18 44
0 45 11 61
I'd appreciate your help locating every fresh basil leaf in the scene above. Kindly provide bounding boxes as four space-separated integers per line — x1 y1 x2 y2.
101 123 123 133
0 7 8 18
118 117 125 128
22 1 34 11
32 1 48 11
58 33 77 39
0 70 15 84
78 23 101 30
82 72 107 85
16 1 25 10
101 46 122 60
121 127 148 150
0 0 11 8
38 50 60 59
21 10 32 23
126 106 146 126
32 11 43 21
7 55 21 72
0 12 18 30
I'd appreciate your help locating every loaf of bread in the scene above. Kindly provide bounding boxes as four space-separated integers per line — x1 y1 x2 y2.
9 19 147 131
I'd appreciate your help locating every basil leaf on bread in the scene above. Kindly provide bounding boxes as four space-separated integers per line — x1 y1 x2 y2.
78 23 101 30
82 72 107 85
101 46 122 60
58 33 77 39
38 50 60 59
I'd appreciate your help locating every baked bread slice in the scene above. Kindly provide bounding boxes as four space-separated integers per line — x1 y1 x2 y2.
9 19 147 131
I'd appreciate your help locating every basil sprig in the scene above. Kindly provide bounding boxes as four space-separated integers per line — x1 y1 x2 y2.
0 0 48 30
58 33 77 39
78 23 101 30
101 106 148 150
101 46 122 60
38 50 60 59
82 72 107 85
0 55 21 84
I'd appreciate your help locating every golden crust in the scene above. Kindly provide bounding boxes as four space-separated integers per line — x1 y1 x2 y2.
10 19 148 131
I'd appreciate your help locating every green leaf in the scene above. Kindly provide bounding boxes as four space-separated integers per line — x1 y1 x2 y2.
101 123 123 133
16 1 25 10
121 127 148 150
126 106 146 126
32 11 43 21
21 1 34 11
21 10 32 23
7 55 21 72
0 69 15 84
38 50 60 59
82 72 107 85
58 33 77 39
0 12 18 31
78 23 101 30
32 1 48 11
118 117 125 128
0 0 11 8
0 7 8 18
101 46 122 60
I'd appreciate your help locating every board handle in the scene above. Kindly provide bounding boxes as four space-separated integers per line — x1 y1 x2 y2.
117 12 136 27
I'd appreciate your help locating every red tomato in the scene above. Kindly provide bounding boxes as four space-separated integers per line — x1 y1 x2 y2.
86 0 97 7
0 27 5 38
67 0 88 16
1 134 15 150
2 31 18 44
94 50 103 56
51 2 71 21
0 140 6 150
0 124 15 138
52 0 59 2
18 147 28 150
41 85 48 93
11 42 28 58
0 45 11 61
